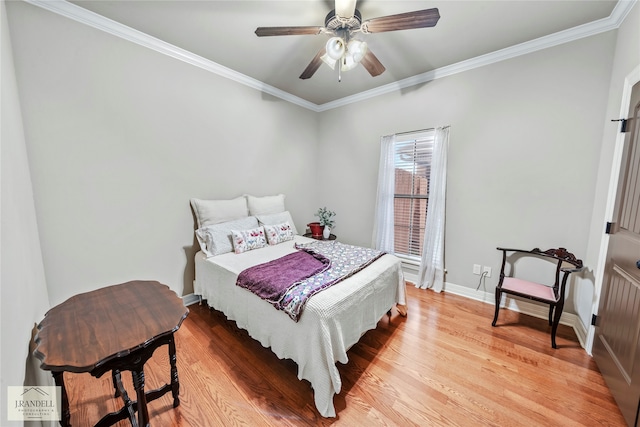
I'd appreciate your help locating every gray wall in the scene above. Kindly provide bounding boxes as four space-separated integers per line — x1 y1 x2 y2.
2 0 638 414
6 0 319 306
1 1 53 425
317 32 616 318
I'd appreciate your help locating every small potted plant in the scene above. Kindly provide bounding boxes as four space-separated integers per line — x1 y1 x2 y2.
315 207 336 239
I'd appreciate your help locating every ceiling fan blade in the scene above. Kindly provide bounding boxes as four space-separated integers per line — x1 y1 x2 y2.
335 0 357 19
360 49 385 77
299 47 327 80
255 26 323 37
363 8 440 33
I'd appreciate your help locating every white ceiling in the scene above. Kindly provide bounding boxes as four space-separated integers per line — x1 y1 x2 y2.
33 1 629 109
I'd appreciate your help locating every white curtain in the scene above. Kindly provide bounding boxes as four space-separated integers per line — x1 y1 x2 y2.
372 134 396 252
417 126 449 292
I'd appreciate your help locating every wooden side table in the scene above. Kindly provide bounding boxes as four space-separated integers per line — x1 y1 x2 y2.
33 280 189 427
303 232 336 241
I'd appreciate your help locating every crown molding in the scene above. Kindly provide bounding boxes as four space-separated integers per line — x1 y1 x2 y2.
611 0 637 25
23 0 322 112
24 0 637 113
319 0 637 111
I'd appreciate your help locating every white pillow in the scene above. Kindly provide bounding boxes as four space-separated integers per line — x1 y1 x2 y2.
264 222 295 245
246 194 285 215
256 211 298 235
231 226 267 254
195 216 258 257
190 197 248 228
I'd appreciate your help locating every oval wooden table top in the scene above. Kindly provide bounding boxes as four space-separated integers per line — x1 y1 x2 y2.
33 280 189 373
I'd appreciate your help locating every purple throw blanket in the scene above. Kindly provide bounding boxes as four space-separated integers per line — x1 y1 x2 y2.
236 250 331 303
236 241 385 321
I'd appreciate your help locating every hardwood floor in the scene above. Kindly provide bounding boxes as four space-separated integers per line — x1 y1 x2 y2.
63 286 626 426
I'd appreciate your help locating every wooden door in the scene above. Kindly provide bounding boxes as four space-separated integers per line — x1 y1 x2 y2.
593 81 640 427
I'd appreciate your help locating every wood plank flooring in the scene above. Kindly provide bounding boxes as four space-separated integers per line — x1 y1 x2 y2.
62 285 626 426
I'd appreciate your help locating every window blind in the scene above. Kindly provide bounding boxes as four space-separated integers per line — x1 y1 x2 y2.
393 132 434 257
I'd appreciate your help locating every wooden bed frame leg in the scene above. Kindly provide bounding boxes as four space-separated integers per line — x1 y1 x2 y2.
396 304 408 317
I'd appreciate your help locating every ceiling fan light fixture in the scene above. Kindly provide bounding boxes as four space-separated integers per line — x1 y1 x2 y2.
325 36 346 61
320 53 337 70
341 54 358 72
347 39 367 63
256 4 441 81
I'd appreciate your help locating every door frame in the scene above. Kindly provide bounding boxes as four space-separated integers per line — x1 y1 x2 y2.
586 64 640 354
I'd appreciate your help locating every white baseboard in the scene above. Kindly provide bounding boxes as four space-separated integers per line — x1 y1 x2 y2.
402 264 586 349
184 270 588 349
442 281 586 349
182 293 201 307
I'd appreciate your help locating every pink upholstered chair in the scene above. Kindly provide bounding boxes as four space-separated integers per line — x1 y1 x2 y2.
491 247 584 348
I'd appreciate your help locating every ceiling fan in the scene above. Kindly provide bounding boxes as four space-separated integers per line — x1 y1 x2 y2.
255 0 440 81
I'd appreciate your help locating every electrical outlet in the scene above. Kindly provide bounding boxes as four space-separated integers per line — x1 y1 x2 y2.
483 266 492 278
473 264 481 275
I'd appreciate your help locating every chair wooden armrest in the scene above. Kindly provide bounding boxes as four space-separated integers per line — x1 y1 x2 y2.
492 246 584 348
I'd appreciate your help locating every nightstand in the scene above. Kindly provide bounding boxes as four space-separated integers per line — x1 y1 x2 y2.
303 233 336 241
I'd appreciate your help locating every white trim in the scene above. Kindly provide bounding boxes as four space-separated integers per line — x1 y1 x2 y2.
402 266 419 285
23 0 321 112
189 275 586 345
182 293 201 307
611 0 638 26
319 1 637 111
24 0 637 112
440 281 587 348
397 254 421 266
586 64 640 353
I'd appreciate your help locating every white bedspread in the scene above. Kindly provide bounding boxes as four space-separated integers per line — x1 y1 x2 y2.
194 235 406 417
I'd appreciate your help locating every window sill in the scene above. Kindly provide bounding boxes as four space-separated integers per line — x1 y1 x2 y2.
395 255 421 266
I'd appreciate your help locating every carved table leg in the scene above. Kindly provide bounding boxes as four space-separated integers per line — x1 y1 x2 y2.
132 368 149 427
53 371 71 427
168 334 180 407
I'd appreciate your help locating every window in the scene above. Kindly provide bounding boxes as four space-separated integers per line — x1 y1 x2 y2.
374 126 448 291
392 130 434 258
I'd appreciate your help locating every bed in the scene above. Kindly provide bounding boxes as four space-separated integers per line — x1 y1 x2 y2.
191 195 407 417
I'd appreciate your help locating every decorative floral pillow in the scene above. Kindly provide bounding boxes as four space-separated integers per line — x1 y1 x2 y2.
195 216 259 257
264 222 295 245
231 226 267 254
256 211 298 235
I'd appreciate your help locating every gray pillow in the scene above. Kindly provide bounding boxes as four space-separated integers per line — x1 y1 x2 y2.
246 194 285 215
190 196 248 228
195 216 259 257
256 211 298 235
